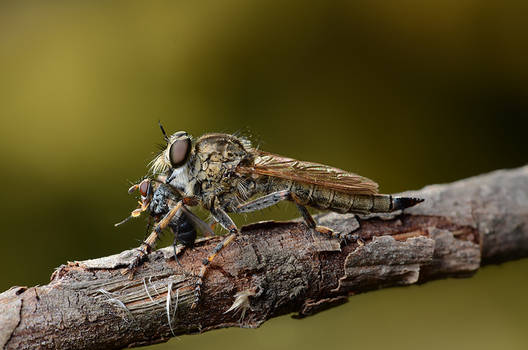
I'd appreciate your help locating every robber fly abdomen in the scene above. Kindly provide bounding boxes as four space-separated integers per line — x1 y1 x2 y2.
266 179 420 214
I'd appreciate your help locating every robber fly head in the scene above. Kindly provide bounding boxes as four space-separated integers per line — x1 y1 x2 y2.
166 131 192 168
150 125 193 175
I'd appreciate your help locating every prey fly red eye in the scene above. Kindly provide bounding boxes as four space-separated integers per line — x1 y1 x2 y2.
139 179 151 197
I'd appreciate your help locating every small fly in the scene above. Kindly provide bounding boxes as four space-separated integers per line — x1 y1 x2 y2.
116 176 214 268
120 124 423 308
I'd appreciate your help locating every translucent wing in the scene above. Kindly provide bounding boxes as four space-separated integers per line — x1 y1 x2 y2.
237 151 379 195
181 206 215 237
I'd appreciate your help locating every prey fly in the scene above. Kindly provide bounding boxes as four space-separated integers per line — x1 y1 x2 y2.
116 176 214 269
119 124 424 308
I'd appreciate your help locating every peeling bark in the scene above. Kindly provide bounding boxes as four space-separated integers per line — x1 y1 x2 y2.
1 166 527 350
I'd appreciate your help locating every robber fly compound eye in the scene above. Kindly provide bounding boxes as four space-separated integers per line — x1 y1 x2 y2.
169 137 191 168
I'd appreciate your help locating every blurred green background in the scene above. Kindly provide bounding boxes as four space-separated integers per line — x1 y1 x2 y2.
1 1 527 349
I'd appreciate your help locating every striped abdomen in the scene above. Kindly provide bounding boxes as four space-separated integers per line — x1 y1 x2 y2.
273 180 422 214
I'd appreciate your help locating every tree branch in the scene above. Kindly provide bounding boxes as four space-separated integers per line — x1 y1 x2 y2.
2 166 528 350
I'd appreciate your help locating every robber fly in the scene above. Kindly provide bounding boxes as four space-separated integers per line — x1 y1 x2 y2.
122 124 423 308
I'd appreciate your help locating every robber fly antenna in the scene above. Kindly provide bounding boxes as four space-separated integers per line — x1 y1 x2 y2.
158 121 169 142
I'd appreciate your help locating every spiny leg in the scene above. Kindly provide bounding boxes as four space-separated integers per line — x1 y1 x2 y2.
192 205 239 309
237 190 359 243
236 190 290 213
294 202 360 243
144 216 153 240
122 201 183 277
237 190 351 241
290 194 360 244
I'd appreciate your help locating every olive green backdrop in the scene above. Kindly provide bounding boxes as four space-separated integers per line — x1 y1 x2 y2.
0 1 527 349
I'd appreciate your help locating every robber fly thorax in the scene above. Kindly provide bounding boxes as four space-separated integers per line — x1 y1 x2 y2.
153 132 260 212
120 125 424 308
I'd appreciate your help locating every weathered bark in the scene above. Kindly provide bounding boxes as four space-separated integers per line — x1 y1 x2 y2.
1 166 527 350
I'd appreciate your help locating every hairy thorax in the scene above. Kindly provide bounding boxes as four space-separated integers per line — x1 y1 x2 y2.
187 133 257 211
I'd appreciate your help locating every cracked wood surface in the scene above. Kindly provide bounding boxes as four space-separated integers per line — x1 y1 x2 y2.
1 166 527 350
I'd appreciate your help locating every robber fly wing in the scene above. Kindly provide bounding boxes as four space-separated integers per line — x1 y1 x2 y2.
180 205 215 237
237 150 379 195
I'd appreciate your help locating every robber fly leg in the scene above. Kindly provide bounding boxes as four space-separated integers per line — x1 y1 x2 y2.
192 205 239 309
144 216 153 240
236 190 291 213
294 202 340 239
291 194 358 244
122 201 184 277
